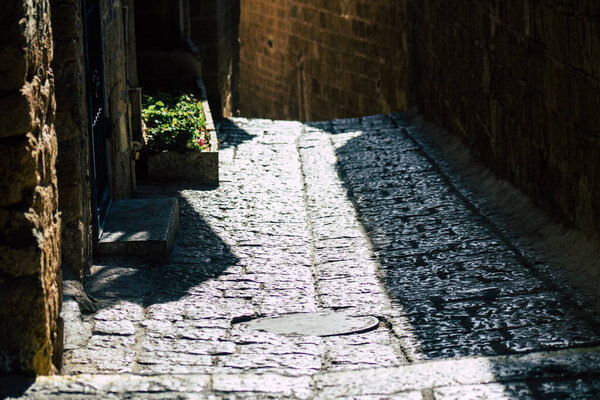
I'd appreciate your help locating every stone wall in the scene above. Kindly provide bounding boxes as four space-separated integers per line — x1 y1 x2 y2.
408 0 600 240
51 0 92 280
101 0 135 199
238 0 408 121
0 0 62 375
190 0 239 118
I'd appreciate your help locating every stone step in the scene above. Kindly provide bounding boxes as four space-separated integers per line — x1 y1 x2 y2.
5 347 600 399
97 197 179 262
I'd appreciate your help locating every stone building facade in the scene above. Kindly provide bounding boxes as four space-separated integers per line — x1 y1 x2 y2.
0 0 61 376
51 0 92 281
1 0 137 375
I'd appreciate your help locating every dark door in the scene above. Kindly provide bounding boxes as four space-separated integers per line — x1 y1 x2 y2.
82 0 111 238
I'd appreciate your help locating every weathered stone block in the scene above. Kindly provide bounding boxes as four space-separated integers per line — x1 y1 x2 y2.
0 274 53 375
58 184 83 222
0 134 40 206
0 211 44 277
51 3 78 41
147 149 219 185
0 93 33 138
53 64 80 112
0 45 28 92
61 222 85 279
0 0 61 376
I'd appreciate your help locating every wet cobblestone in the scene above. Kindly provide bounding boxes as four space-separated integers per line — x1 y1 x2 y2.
4 114 600 399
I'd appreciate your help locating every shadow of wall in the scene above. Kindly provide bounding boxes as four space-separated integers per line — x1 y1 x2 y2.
323 114 600 362
84 188 239 310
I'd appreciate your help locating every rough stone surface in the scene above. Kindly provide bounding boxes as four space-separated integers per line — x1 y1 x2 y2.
50 0 92 280
0 0 61 376
147 139 219 185
6 114 600 395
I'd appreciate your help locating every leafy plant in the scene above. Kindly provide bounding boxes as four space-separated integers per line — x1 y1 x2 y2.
142 92 209 153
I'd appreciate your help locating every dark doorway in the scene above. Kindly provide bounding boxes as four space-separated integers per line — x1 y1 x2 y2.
82 0 112 238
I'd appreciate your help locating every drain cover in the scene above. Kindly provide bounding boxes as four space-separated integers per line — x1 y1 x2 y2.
239 312 379 337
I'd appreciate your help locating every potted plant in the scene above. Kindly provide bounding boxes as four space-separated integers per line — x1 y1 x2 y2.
142 91 218 185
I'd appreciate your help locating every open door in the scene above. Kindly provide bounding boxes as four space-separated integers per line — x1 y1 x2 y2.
82 0 112 239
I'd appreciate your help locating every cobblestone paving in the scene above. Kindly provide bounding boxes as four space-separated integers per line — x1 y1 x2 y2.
4 114 600 399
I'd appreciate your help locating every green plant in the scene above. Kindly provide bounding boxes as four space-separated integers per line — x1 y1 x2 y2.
142 92 209 153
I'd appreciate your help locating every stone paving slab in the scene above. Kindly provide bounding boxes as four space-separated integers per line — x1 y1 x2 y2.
7 114 600 398
4 347 600 399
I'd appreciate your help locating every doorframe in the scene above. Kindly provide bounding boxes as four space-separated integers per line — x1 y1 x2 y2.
82 0 112 240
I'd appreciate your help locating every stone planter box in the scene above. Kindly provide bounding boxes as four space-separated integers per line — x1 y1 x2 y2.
147 131 218 186
146 79 219 186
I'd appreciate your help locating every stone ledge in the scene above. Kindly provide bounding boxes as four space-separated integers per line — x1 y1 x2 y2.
6 347 600 399
97 197 179 262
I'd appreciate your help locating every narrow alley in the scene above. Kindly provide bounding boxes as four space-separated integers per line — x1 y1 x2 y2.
5 113 600 399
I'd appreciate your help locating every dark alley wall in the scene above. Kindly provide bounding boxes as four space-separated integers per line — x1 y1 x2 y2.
239 1 408 121
101 0 136 200
51 0 92 281
408 1 600 240
190 0 239 118
0 0 61 375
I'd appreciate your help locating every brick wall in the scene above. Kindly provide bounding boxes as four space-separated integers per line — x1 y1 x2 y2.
0 0 62 375
51 0 92 280
239 0 408 121
408 0 600 240
190 0 239 118
239 0 293 119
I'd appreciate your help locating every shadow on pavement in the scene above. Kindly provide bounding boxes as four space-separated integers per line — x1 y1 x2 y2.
216 118 258 150
324 113 600 361
83 117 259 309
0 376 35 400
85 191 238 309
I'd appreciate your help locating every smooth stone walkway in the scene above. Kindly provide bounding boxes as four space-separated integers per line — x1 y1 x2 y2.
4 113 600 399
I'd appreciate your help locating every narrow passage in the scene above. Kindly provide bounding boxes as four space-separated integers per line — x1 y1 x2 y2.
15 114 600 399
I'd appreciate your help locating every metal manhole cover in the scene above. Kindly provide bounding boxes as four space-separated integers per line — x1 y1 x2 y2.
239 312 379 337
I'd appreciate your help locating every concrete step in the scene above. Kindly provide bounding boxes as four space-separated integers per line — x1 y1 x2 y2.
97 197 179 262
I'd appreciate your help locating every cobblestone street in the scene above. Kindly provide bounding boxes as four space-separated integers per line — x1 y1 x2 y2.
4 113 600 399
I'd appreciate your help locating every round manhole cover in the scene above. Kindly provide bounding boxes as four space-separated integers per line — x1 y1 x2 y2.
239 312 379 337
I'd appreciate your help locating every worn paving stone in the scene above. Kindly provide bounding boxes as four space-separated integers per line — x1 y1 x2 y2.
13 114 597 399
